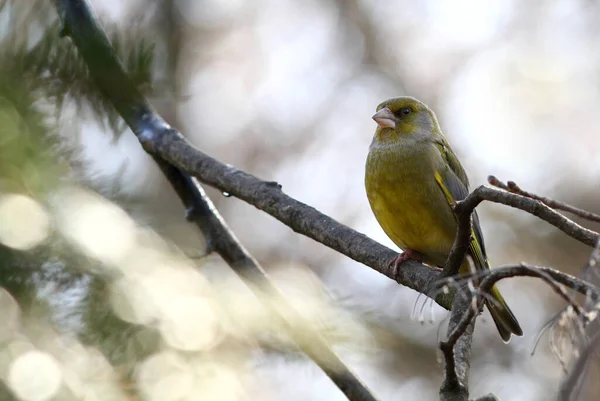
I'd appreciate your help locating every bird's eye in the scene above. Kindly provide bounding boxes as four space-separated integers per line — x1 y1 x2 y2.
400 107 412 116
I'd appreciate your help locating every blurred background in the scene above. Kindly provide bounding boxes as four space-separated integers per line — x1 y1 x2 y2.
0 0 599 400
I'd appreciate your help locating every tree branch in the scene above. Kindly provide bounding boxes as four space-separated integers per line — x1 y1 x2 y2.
433 263 598 357
458 186 598 247
435 264 599 305
442 175 600 279
53 1 380 400
583 237 600 284
439 189 479 400
439 286 476 401
442 202 472 277
488 176 600 224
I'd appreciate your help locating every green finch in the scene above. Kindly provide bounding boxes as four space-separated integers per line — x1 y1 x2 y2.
364 96 522 342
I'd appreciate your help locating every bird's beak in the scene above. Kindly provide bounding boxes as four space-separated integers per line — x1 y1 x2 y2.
372 107 396 129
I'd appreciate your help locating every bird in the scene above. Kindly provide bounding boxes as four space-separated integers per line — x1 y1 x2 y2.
364 96 522 342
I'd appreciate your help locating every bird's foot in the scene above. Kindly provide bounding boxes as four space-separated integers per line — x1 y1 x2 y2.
389 249 425 280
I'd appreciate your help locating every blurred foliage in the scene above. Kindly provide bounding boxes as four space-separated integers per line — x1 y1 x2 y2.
0 0 155 194
0 2 159 399
33 23 155 133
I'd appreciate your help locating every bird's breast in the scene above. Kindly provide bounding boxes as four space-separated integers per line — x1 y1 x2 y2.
365 143 456 266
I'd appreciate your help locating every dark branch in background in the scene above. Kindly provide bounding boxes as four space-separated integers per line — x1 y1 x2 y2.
489 176 600 224
53 1 379 401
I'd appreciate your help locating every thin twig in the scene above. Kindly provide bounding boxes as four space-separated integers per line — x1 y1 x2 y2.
488 176 600 224
439 192 502 399
458 186 598 247
583 238 600 286
437 264 595 344
53 1 380 400
434 264 600 304
442 202 472 277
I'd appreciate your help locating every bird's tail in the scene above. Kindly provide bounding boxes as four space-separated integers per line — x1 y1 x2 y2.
486 285 523 342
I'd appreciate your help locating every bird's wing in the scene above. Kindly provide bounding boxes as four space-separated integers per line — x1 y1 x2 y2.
433 140 489 271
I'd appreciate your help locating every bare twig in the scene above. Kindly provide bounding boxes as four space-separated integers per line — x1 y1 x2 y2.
459 186 598 247
488 176 600 224
435 264 599 304
583 238 600 286
442 202 472 277
439 285 477 401
53 1 380 400
443 176 600 279
439 199 477 400
433 263 598 353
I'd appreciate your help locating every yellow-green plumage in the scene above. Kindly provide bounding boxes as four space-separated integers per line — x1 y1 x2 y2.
364 96 522 342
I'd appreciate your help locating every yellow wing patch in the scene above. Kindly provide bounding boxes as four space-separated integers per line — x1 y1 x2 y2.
434 170 488 272
434 171 454 205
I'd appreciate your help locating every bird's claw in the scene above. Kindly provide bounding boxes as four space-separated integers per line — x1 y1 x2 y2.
388 249 424 280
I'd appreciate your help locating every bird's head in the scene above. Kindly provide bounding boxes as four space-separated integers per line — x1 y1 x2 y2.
372 97 441 143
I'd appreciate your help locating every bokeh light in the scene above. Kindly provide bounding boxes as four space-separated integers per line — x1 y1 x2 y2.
158 294 220 351
0 194 50 250
54 188 137 266
137 351 193 401
7 350 62 401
